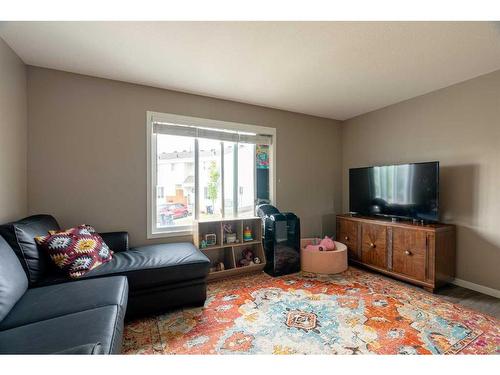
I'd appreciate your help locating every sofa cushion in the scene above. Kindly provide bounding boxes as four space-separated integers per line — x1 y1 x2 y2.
0 214 60 284
35 226 113 279
48 224 97 236
0 237 29 322
81 242 210 290
0 305 124 354
0 276 128 331
99 232 129 253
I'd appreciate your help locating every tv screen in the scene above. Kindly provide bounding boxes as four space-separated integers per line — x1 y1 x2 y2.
349 161 439 222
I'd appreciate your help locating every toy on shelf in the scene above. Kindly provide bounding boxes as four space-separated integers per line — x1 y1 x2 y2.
304 236 336 252
238 248 255 267
223 223 238 244
243 226 253 242
216 262 225 271
204 233 217 247
200 239 208 249
209 261 225 273
253 256 261 264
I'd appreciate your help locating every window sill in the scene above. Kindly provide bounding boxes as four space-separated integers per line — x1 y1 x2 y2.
147 229 193 239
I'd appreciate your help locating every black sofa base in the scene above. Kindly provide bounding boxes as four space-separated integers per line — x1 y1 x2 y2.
126 278 207 318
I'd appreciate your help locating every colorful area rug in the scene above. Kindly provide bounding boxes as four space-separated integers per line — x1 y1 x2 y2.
123 268 500 354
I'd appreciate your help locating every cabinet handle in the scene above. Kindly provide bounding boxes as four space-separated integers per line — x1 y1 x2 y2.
369 242 376 248
344 236 349 241
405 250 412 256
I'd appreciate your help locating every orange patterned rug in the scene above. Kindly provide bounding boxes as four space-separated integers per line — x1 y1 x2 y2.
123 268 499 354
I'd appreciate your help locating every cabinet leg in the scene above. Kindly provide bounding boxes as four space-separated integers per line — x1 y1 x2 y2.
423 287 434 294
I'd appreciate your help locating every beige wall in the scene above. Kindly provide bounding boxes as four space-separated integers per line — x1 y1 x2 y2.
0 38 27 222
341 69 500 290
27 67 342 246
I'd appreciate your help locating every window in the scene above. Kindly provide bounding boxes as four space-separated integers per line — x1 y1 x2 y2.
198 138 222 220
147 112 275 237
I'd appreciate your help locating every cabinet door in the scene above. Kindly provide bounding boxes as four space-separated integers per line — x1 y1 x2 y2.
337 219 359 260
392 228 427 281
361 223 387 268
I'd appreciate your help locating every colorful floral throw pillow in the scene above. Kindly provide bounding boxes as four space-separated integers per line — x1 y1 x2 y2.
35 225 113 278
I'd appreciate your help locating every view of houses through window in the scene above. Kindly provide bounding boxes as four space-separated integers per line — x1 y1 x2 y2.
155 132 266 231
156 134 195 228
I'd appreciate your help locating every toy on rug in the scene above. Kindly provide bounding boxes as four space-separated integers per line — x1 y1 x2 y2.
238 248 255 267
305 236 336 252
243 226 253 242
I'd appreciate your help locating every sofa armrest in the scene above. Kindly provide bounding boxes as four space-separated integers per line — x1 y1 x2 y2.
55 343 104 355
100 231 129 253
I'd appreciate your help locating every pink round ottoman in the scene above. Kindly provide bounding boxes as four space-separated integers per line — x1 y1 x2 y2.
300 238 348 275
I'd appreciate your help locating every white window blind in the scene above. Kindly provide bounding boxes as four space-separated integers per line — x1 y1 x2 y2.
153 122 273 145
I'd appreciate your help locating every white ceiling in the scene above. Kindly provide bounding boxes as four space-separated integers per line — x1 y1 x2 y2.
2 21 500 120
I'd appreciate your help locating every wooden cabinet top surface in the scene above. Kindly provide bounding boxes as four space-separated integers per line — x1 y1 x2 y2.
337 214 455 232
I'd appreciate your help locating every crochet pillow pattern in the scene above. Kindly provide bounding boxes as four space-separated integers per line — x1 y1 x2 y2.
35 225 113 278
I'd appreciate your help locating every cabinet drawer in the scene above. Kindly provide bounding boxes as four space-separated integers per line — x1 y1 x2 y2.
361 223 387 268
392 228 427 281
337 219 359 260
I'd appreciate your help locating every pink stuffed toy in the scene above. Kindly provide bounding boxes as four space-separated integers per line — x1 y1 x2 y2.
305 236 336 252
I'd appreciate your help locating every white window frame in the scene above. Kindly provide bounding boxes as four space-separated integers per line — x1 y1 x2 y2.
147 111 276 239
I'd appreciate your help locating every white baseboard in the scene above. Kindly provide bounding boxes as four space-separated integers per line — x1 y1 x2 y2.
451 278 500 299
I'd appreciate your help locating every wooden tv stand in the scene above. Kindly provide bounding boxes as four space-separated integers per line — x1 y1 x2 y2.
336 214 455 292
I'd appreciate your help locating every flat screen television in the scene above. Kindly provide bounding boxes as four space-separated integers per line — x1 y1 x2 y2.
349 161 439 222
